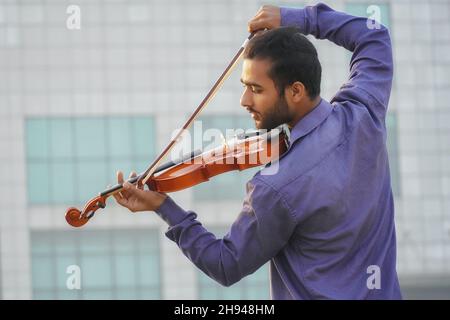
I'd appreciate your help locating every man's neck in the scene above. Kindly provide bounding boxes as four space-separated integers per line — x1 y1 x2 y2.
288 96 322 129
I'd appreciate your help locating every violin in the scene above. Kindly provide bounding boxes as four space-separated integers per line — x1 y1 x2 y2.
66 32 287 227
65 128 288 227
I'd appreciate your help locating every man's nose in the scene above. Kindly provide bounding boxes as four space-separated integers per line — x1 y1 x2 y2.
240 87 252 108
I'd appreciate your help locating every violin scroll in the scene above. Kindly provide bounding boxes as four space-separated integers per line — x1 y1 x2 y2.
65 195 107 227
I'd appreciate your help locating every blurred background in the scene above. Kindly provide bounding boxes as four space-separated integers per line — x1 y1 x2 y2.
0 0 449 299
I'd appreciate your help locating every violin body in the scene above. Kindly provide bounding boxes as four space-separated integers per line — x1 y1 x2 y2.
146 129 288 192
65 128 288 228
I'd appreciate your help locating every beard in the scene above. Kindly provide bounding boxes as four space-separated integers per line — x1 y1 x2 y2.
253 95 293 130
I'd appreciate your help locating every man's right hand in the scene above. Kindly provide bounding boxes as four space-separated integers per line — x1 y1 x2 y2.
248 5 281 33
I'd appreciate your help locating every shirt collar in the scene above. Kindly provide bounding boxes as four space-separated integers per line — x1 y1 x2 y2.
289 98 333 144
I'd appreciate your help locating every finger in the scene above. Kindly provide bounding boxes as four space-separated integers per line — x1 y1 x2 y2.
248 7 266 31
116 171 131 199
248 18 267 33
112 187 129 206
118 191 128 200
117 171 124 184
115 194 130 208
123 171 140 191
127 171 141 189
112 191 121 202
123 181 146 200
129 172 145 190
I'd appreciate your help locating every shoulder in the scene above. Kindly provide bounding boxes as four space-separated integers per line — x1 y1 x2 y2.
253 104 372 198
256 107 348 187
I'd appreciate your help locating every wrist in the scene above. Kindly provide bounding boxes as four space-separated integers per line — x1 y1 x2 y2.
151 193 168 211
155 196 191 226
280 7 306 31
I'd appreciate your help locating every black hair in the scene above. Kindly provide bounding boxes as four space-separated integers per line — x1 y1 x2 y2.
244 27 321 99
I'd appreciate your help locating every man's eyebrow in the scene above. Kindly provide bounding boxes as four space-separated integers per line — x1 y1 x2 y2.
240 78 263 88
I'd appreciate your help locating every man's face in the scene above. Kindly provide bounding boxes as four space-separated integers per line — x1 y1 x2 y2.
240 58 293 130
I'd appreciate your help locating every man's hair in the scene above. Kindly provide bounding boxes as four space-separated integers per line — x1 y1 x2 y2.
244 27 321 99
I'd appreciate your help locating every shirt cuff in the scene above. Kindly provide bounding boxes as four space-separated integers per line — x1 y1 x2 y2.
155 196 190 226
280 7 306 31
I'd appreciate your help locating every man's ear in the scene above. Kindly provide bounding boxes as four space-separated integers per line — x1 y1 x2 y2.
286 81 306 103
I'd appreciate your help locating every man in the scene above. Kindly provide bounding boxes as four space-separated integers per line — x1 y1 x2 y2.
114 3 402 299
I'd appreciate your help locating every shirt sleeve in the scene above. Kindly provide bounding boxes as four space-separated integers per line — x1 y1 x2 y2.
281 2 393 123
155 177 297 287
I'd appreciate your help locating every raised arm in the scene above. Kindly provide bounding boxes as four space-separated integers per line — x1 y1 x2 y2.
250 3 393 122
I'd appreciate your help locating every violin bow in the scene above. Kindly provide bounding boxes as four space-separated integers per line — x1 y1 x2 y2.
66 32 257 227
137 32 256 186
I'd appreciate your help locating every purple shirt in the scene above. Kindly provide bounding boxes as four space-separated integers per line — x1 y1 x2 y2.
156 3 402 299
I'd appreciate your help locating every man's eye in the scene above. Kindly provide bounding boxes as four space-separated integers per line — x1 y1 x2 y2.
242 84 261 94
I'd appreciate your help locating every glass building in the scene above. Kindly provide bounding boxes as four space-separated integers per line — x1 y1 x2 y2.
0 0 449 299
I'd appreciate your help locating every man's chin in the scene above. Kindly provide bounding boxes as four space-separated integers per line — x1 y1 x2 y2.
253 116 282 130
254 120 265 130
254 120 277 131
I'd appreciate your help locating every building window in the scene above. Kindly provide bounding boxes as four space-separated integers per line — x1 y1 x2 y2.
31 229 161 299
25 116 155 205
196 227 270 300
192 115 260 201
